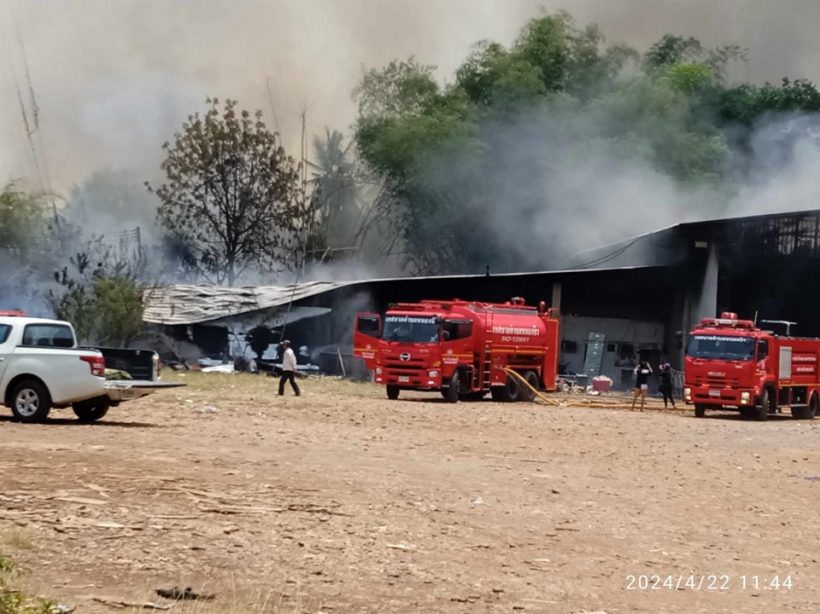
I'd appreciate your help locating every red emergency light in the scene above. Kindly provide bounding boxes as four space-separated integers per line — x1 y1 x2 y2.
700 312 755 329
0 310 25 317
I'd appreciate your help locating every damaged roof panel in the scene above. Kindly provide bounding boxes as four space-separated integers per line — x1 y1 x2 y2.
143 281 352 325
144 265 665 326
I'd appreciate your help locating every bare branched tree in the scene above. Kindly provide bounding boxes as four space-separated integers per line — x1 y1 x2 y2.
149 98 301 285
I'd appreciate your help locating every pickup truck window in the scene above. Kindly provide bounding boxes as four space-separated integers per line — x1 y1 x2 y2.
21 324 75 348
0 324 10 344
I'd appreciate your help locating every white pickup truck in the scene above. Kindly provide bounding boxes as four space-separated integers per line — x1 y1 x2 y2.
0 314 182 423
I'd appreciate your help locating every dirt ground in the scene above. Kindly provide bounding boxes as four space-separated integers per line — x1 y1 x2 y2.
1 373 819 614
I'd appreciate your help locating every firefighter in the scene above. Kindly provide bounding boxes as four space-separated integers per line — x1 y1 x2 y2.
278 340 301 396
631 360 652 412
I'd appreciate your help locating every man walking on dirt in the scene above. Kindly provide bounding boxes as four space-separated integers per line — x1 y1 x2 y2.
278 340 301 396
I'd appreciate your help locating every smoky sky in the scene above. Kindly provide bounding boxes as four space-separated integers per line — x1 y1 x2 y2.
3 0 820 195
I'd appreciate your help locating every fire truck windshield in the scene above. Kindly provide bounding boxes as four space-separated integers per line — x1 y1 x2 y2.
686 335 755 360
382 315 440 342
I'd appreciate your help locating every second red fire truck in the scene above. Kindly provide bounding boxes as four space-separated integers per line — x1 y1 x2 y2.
684 312 820 420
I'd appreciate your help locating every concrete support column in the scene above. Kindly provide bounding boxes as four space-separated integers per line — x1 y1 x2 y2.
696 244 719 322
551 282 562 312
671 242 719 370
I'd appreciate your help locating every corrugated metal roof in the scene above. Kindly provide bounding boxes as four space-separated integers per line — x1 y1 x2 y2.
569 208 820 267
143 281 350 325
143 265 667 325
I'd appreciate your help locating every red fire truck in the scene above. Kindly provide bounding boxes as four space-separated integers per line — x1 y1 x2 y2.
684 312 820 420
353 297 560 402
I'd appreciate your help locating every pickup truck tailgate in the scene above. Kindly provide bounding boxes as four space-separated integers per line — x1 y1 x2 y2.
104 380 186 402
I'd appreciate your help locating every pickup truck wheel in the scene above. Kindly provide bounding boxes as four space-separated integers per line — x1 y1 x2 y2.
754 389 771 421
386 385 400 400
10 380 52 423
73 400 110 422
694 404 707 418
517 371 540 402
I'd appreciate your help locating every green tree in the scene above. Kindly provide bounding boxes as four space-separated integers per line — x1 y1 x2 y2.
719 78 820 125
644 35 704 71
352 10 820 274
644 34 744 82
588 71 728 183
0 184 56 313
307 129 364 259
512 12 637 97
92 276 145 346
49 236 146 345
0 183 47 259
65 168 158 230
354 58 439 121
664 63 715 94
354 91 478 270
456 41 546 109
149 98 301 284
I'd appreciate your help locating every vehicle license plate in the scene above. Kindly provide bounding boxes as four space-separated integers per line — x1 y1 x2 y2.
708 389 720 397
398 375 410 383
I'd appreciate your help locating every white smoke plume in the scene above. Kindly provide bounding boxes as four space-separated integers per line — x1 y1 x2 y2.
4 0 820 193
728 114 820 218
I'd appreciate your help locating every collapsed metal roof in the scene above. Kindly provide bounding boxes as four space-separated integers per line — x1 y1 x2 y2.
143 282 351 325
143 266 660 326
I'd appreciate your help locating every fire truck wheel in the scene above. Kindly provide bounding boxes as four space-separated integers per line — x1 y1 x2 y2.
791 393 818 419
491 375 520 402
443 371 460 403
739 406 756 419
386 385 400 400
694 404 707 418
517 371 540 402
754 389 772 421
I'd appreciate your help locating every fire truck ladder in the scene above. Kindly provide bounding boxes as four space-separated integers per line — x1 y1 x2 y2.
473 313 493 392
475 341 492 392
481 341 492 392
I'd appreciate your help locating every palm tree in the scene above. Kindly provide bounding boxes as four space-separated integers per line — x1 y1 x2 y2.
306 129 363 261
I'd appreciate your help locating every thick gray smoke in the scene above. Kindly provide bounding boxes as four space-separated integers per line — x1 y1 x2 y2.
728 114 820 218
439 106 723 270
2 0 820 281
423 107 820 272
4 0 820 192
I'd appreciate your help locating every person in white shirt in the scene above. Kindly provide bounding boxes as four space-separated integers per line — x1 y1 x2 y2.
278 340 301 396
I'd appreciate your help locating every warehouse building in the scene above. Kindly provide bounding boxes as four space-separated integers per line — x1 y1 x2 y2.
142 208 820 386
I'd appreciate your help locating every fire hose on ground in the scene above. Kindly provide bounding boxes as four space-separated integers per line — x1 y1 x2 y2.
502 367 691 412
